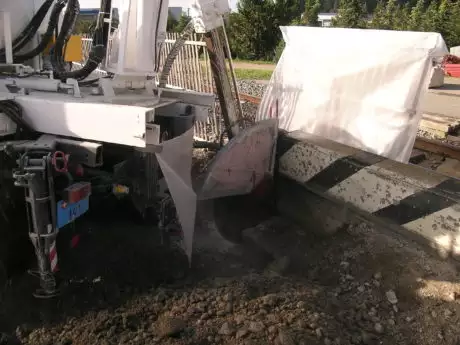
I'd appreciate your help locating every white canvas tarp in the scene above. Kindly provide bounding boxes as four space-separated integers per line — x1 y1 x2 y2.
257 27 448 162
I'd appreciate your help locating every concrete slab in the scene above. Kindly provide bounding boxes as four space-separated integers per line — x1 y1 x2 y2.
436 158 460 179
277 131 460 260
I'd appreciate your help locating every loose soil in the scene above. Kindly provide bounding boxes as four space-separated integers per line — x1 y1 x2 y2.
0 151 459 345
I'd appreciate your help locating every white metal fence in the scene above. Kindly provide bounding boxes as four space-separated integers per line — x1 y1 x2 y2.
80 33 221 142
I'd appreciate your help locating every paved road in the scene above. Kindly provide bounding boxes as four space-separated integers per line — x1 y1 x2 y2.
422 77 460 118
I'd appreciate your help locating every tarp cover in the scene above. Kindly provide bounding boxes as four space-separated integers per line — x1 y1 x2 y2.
256 27 448 163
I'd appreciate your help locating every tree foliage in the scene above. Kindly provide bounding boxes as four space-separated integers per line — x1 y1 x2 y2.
167 14 192 33
302 0 322 26
333 0 367 28
369 0 460 47
163 0 460 61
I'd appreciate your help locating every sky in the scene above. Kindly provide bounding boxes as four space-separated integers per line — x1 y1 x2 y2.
79 0 237 11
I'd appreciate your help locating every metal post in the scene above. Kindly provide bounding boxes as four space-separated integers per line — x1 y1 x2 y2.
1 12 13 64
204 28 240 139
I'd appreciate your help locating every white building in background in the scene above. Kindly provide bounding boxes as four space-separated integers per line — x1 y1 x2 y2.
318 13 337 27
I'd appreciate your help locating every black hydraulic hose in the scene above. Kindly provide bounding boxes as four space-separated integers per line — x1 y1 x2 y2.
98 0 112 47
154 0 165 72
53 0 110 82
0 100 33 139
13 1 67 63
0 0 55 59
52 0 80 75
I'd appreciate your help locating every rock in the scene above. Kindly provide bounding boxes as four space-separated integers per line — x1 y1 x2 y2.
216 310 226 317
218 322 235 336
374 323 384 334
236 328 249 339
262 294 278 307
296 301 307 309
340 261 350 269
277 330 295 345
106 326 117 338
155 315 186 338
373 272 382 280
268 325 277 334
385 290 398 304
315 328 323 338
234 314 245 325
444 309 453 318
248 321 265 333
361 331 376 344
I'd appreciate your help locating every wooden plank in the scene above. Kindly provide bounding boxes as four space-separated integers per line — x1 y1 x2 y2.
414 137 460 161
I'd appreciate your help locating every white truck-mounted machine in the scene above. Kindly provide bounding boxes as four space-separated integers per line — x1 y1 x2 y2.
0 0 278 298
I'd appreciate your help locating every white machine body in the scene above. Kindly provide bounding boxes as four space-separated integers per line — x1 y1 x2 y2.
0 1 44 50
106 0 168 76
0 0 225 147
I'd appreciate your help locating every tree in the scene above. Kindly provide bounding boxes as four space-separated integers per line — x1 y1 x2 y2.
436 0 460 48
173 14 192 33
408 0 425 31
167 12 179 32
382 0 400 30
422 0 439 32
368 1 386 29
226 0 298 60
302 0 322 26
449 1 460 48
74 20 94 35
333 0 368 28
394 3 412 31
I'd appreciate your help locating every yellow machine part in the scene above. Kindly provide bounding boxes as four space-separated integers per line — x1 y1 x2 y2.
43 35 83 62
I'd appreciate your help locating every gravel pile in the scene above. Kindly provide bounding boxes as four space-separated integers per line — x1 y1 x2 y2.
237 80 267 98
2 207 459 345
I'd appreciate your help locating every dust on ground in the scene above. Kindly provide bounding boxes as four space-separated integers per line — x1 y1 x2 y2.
0 150 459 345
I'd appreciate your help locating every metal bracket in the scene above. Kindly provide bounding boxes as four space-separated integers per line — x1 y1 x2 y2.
65 79 81 98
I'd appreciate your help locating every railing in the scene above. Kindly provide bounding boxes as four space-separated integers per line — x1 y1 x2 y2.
79 33 221 142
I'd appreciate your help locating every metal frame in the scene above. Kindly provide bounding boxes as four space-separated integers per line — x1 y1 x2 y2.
0 11 13 64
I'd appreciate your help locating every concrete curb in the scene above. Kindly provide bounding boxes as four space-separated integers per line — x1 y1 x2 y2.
276 130 460 260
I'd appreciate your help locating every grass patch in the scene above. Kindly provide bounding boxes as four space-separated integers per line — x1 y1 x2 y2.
232 59 275 65
234 68 273 80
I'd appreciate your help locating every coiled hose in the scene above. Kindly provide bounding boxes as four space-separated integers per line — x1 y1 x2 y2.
158 20 195 88
0 0 55 61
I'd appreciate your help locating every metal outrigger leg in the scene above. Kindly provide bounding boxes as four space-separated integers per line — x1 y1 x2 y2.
13 151 60 298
